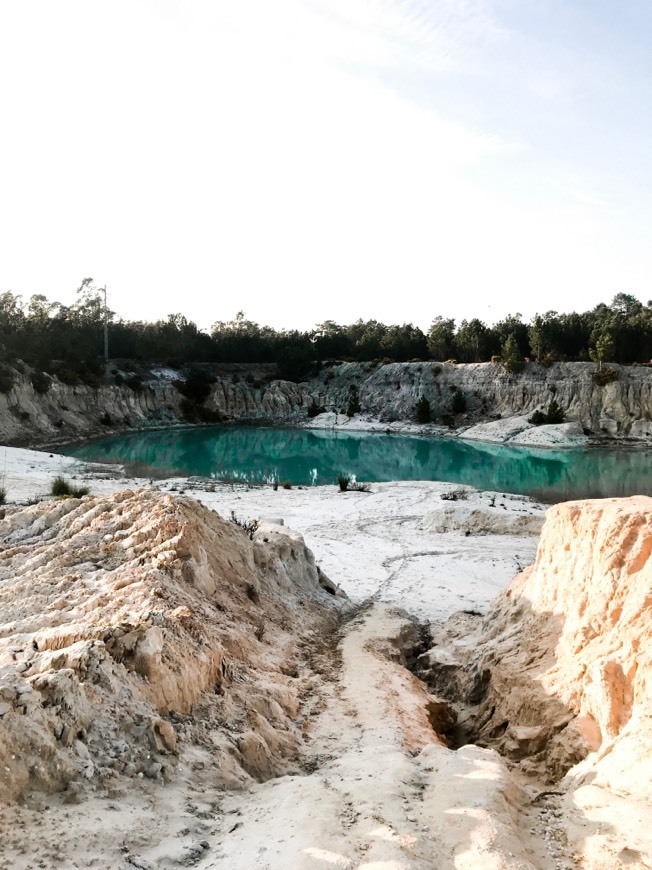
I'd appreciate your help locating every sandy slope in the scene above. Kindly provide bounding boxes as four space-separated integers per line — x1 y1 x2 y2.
2 447 645 869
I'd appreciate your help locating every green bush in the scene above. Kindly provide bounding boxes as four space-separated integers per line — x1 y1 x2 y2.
307 399 326 418
125 374 144 392
451 389 466 414
415 395 432 424
0 364 15 394
51 476 90 498
529 399 565 426
30 370 52 394
592 366 619 386
346 384 361 417
173 367 216 405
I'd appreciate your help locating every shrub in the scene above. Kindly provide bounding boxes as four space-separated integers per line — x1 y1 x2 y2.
349 480 371 492
30 370 52 394
592 366 619 386
451 389 466 414
307 399 326 418
440 488 468 501
246 583 260 603
529 399 565 426
337 474 350 492
51 476 90 498
346 384 361 417
0 365 15 394
0 486 6 505
173 367 216 406
230 511 259 540
56 368 80 386
415 396 432 424
125 374 144 393
281 480 293 489
441 413 455 427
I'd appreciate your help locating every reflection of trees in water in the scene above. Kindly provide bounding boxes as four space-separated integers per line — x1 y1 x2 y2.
66 427 652 500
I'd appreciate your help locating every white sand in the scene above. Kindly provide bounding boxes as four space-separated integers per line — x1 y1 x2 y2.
0 446 554 869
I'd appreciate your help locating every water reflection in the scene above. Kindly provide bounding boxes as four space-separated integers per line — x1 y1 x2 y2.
64 426 652 502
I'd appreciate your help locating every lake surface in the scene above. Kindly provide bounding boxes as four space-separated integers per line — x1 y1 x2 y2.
63 426 652 501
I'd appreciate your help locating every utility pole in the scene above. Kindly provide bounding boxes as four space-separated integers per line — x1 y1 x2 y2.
103 285 109 373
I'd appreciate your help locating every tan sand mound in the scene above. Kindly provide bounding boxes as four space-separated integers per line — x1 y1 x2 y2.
0 489 346 802
421 495 652 867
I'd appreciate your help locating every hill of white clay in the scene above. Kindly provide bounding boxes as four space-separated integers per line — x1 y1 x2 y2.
0 479 650 869
423 495 652 867
0 489 346 802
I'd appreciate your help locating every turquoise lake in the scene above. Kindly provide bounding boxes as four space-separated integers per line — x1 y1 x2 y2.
63 426 652 502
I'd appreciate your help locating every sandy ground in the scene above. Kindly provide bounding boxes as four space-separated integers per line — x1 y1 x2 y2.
0 447 558 869
0 447 543 622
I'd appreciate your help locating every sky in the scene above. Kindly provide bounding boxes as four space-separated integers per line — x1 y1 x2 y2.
1 0 651 333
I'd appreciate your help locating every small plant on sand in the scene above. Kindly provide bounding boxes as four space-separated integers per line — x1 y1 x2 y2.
337 474 370 493
440 488 469 501
230 511 259 540
51 476 90 499
245 582 260 603
0 486 6 506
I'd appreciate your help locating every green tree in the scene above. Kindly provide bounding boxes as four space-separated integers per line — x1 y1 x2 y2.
589 331 615 371
500 333 525 373
427 317 455 360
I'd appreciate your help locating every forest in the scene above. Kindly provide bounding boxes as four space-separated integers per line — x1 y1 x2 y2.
0 281 650 387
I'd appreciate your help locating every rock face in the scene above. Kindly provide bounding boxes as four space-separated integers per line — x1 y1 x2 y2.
310 360 652 439
417 495 652 868
0 367 312 445
0 489 346 801
422 496 652 793
1 360 651 446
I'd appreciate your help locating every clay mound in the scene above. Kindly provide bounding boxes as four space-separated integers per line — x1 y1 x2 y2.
0 489 345 802
424 501 544 536
426 496 652 793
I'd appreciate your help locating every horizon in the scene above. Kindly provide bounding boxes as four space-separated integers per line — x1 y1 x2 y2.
2 1 652 332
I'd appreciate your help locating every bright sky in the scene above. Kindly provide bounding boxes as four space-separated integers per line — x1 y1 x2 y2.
1 1 651 332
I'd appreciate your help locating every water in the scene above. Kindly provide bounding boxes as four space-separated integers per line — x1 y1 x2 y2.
62 425 652 501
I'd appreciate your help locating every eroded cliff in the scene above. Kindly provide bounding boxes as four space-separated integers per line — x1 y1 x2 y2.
1 360 651 446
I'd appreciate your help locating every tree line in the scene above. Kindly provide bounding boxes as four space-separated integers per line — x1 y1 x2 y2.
0 282 650 386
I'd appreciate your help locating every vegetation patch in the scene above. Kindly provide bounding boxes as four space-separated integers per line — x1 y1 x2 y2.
415 395 432 424
592 366 619 386
51 476 90 499
529 399 565 426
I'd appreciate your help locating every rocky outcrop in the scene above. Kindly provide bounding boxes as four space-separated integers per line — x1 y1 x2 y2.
421 496 652 791
416 495 652 868
1 360 651 446
0 367 312 445
0 489 347 801
309 360 652 439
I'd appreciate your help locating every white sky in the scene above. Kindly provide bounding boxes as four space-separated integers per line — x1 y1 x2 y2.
1 0 651 332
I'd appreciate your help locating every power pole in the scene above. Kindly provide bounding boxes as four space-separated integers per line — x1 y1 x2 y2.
103 285 109 373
